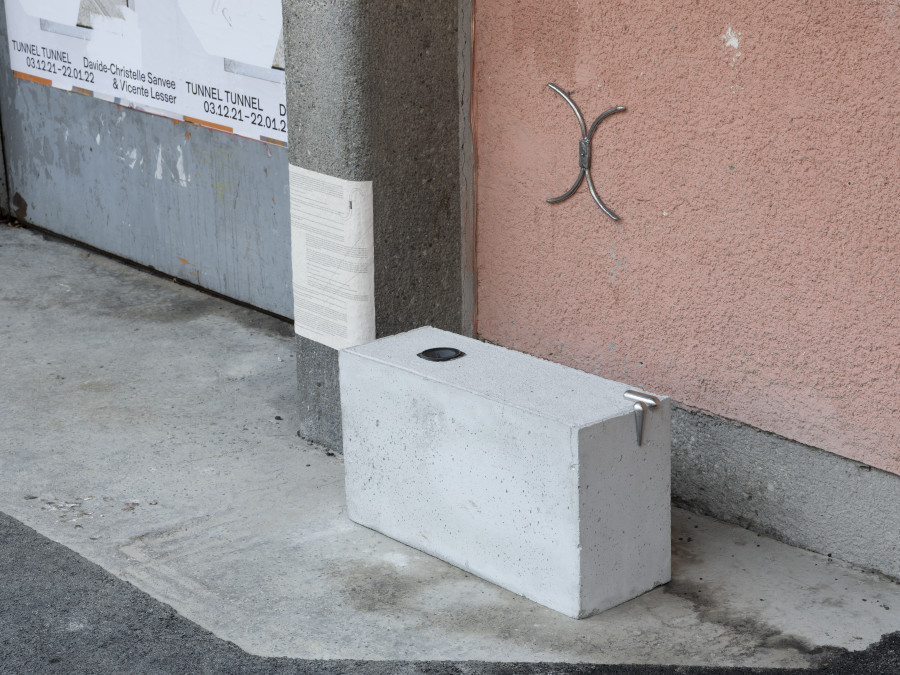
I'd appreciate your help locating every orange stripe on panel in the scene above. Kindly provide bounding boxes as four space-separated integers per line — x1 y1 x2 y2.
15 71 51 86
259 135 286 147
183 116 233 134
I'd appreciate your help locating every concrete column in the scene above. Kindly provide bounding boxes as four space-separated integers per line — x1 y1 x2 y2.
282 1 463 450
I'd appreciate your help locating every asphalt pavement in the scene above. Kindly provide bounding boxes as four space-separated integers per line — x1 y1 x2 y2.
1 511 899 674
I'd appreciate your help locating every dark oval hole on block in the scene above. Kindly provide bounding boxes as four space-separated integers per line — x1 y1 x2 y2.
417 347 465 362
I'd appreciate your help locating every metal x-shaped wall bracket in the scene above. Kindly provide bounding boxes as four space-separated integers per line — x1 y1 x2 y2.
546 83 626 220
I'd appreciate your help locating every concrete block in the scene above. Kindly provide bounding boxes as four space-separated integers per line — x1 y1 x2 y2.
340 327 671 618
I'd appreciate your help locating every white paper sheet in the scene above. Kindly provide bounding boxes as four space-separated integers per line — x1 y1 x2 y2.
289 165 375 351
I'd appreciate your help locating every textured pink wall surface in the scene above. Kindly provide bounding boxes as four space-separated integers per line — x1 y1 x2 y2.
473 1 900 474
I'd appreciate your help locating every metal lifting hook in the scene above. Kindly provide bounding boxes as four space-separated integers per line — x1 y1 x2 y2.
546 83 625 220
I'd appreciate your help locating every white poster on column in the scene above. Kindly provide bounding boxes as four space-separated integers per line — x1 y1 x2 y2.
289 165 376 351
4 0 287 145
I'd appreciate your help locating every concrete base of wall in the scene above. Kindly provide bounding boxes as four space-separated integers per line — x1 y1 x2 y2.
672 406 900 581
295 336 342 452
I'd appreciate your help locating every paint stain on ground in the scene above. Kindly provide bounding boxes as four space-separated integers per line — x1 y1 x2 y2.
12 193 28 220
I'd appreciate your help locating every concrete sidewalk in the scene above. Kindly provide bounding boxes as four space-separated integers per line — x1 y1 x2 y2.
1 223 898 671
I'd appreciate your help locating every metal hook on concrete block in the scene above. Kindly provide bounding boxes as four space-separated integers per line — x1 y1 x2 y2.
623 390 660 446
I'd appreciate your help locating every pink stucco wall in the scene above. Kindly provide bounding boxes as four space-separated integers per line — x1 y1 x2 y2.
473 1 900 475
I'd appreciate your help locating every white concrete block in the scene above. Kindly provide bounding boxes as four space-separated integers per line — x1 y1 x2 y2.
339 326 671 618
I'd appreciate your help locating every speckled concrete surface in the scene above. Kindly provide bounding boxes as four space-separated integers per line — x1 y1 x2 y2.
341 328 670 618
2 224 900 669
472 1 900 476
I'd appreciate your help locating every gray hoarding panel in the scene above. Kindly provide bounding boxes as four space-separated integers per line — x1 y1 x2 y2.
0 113 8 218
0 0 292 317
